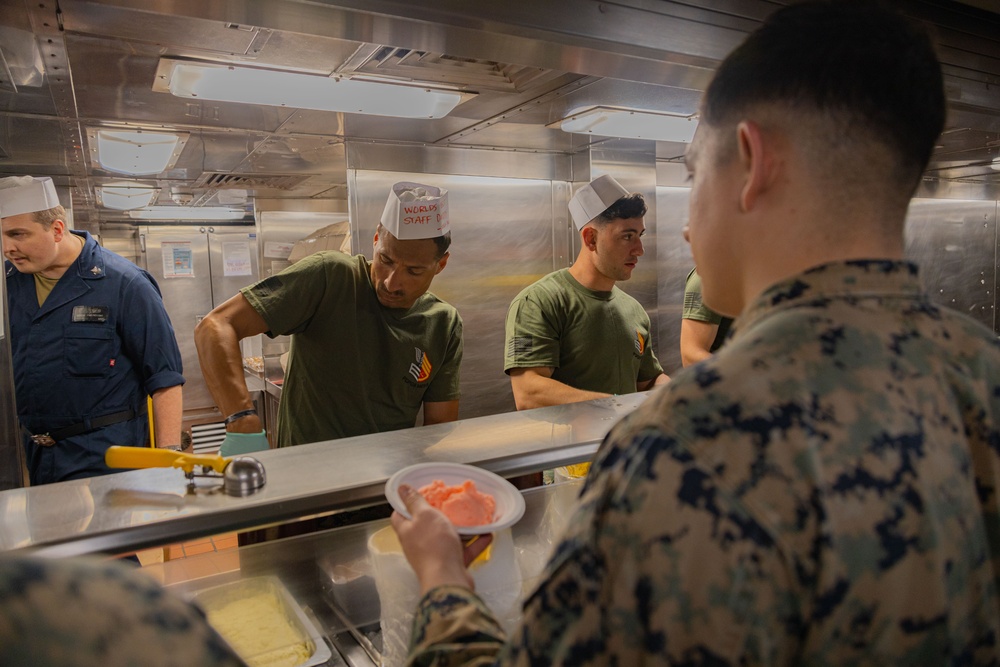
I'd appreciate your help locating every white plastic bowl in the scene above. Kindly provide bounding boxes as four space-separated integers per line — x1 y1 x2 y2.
385 462 526 535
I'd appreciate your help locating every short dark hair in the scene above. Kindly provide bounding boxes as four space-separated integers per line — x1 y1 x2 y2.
431 231 451 259
703 0 944 196
595 193 647 225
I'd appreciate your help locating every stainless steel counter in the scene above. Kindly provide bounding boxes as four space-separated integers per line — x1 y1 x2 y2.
0 394 647 558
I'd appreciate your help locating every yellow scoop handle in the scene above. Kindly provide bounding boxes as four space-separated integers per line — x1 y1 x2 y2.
105 446 229 475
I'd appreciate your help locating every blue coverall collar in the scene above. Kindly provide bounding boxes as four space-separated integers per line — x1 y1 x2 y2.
71 231 106 281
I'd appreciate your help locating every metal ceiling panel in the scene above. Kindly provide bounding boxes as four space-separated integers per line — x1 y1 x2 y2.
0 115 73 173
60 2 264 56
1 0 999 226
66 36 299 133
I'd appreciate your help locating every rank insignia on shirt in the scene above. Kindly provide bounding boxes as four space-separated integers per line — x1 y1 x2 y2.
89 266 102 275
634 329 645 355
408 348 432 383
71 305 109 323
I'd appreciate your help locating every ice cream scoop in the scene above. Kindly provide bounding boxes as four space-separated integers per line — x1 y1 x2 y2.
105 446 266 497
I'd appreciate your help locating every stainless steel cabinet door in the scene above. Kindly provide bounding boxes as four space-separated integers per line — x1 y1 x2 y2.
207 231 259 307
141 227 216 413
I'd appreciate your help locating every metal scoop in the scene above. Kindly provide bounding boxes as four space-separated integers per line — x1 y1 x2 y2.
105 446 266 497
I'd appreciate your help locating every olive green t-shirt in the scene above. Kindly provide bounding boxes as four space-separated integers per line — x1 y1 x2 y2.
504 269 663 395
241 252 463 446
682 268 733 352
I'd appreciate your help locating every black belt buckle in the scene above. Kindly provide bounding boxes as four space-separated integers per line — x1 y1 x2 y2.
31 433 56 447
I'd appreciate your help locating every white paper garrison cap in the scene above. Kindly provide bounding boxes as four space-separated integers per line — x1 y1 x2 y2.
0 176 61 218
380 181 450 240
568 174 630 230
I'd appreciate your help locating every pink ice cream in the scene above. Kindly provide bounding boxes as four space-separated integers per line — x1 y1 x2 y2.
419 479 496 527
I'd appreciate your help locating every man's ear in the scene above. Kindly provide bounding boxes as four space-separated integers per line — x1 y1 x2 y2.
435 251 450 274
736 120 774 213
580 225 598 250
50 218 67 241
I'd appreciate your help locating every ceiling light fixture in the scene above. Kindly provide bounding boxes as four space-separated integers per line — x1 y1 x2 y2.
991 156 1000 171
153 58 470 119
128 206 247 221
97 182 159 210
90 128 188 175
555 106 698 143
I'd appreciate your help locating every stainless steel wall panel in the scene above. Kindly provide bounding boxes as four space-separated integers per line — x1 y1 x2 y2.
551 181 574 271
439 122 580 153
208 230 260 312
346 142 571 182
0 265 24 490
140 227 218 415
653 192 1000 376
904 198 998 332
350 169 561 418
0 117 70 175
99 227 140 266
654 186 693 375
917 176 1000 203
256 209 351 359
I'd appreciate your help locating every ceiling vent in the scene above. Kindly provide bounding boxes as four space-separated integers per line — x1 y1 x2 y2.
344 46 556 94
193 172 313 190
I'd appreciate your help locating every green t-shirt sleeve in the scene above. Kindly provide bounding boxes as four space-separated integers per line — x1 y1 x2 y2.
638 316 665 383
423 315 463 403
504 290 561 372
241 253 335 337
682 268 723 325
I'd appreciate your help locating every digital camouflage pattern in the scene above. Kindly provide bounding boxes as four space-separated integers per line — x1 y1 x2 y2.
0 554 245 666
408 260 1000 666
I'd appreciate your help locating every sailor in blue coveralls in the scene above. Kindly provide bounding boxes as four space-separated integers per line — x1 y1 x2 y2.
1 176 185 485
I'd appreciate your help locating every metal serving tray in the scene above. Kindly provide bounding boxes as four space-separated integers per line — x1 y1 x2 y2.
190 575 333 667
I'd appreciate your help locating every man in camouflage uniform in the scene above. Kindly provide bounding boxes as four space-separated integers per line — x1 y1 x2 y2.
391 1 1000 664
0 554 244 666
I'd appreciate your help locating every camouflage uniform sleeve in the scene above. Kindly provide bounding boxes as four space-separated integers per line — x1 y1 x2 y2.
407 586 507 667
0 555 245 667
406 415 805 665
501 419 804 665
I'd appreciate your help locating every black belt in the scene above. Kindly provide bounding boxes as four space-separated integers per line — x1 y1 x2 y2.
24 408 137 447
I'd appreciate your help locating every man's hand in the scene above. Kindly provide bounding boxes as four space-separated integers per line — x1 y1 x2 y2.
391 484 493 595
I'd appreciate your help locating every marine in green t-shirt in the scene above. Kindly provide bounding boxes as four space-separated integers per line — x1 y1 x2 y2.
680 267 733 367
195 182 461 453
242 251 462 446
504 175 668 411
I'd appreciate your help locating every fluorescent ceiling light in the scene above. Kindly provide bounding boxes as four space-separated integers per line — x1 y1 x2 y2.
556 106 698 143
92 129 188 175
128 206 247 221
98 182 158 210
992 157 1000 171
153 58 469 119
